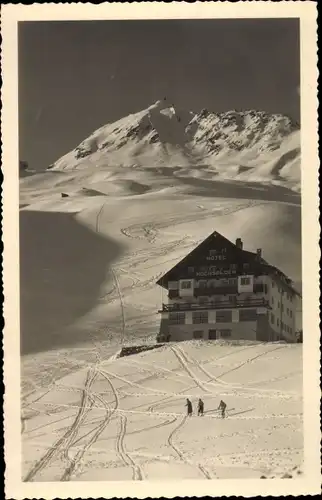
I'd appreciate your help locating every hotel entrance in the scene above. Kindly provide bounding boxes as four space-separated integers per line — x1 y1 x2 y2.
208 329 217 340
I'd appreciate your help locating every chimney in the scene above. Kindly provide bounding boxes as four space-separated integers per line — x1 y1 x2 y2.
256 248 262 259
235 238 243 250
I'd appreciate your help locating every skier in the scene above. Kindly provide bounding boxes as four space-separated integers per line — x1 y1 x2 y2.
185 398 193 417
197 398 204 416
218 400 227 419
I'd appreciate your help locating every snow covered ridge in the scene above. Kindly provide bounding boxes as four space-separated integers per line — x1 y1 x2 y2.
187 108 299 155
47 99 300 192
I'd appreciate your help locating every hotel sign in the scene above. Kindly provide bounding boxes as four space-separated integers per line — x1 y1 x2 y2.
206 248 227 261
206 254 227 261
194 247 238 276
196 264 237 277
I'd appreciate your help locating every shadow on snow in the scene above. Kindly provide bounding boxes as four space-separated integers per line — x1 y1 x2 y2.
20 210 125 355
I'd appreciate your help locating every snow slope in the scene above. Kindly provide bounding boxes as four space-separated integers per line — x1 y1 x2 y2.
22 340 303 481
20 194 302 395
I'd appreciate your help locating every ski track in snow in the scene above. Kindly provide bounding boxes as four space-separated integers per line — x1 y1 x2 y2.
60 371 118 481
95 201 126 344
98 371 143 480
115 414 144 480
119 200 261 244
110 267 126 345
22 329 302 480
170 345 212 394
24 368 97 481
175 343 296 398
167 415 212 479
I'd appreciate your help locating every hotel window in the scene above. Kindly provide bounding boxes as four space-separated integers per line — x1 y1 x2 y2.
241 277 251 286
169 312 185 325
216 310 232 322
192 311 208 324
168 289 179 299
290 310 293 318
228 295 237 304
220 329 232 338
281 322 284 331
264 284 268 294
239 309 257 322
278 302 280 308
286 308 289 316
221 278 229 285
281 304 284 312
193 330 203 339
228 278 237 285
271 313 275 324
277 318 280 327
271 297 275 305
180 280 192 289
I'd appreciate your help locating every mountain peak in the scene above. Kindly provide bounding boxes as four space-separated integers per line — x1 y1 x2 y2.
47 103 300 192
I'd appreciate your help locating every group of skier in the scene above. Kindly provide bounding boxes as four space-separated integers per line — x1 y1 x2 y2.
185 398 227 418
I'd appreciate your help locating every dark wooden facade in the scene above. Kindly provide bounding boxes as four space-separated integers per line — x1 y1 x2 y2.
157 231 299 297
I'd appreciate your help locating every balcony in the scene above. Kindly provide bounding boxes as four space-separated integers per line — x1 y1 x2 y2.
194 285 238 296
168 284 265 298
159 297 270 313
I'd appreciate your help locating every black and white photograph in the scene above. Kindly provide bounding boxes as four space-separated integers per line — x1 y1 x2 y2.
3 3 320 498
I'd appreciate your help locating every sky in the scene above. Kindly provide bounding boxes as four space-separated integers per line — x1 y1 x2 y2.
19 18 300 171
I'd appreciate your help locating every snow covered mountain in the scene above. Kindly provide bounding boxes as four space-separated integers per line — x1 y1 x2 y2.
47 99 300 192
20 100 303 482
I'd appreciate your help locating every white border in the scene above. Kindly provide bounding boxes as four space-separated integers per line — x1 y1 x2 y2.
2 2 320 498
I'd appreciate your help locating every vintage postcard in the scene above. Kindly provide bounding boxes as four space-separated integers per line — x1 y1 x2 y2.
2 2 320 498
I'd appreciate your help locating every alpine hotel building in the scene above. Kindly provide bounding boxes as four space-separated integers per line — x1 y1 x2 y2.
156 231 300 343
